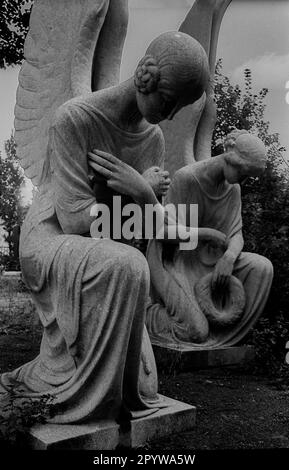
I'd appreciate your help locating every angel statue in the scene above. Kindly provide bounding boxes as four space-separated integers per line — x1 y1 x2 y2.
0 0 210 424
146 0 273 348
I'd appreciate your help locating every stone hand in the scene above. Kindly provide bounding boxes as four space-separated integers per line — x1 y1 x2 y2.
211 252 235 290
142 166 171 198
88 149 150 201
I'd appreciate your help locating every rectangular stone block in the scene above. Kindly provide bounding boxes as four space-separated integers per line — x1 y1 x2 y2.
28 420 120 450
152 340 255 373
129 395 196 448
27 395 196 450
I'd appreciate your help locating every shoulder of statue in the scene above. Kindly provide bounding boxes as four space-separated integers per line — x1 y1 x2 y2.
232 183 241 196
154 124 166 147
171 164 200 195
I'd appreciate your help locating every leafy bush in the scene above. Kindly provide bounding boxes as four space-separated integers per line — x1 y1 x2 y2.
0 387 55 448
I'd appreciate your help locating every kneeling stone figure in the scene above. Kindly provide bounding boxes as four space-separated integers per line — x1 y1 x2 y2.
146 130 273 347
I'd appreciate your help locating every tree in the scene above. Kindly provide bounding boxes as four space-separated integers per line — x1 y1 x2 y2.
213 61 289 373
0 135 27 268
0 0 33 68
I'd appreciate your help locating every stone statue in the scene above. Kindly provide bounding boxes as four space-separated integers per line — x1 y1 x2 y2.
161 0 233 175
0 0 210 424
146 129 273 347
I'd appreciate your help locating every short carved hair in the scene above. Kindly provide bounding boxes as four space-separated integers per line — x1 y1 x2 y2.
224 129 267 177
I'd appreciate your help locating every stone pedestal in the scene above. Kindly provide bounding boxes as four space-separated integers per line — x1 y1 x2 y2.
152 340 255 373
27 395 196 450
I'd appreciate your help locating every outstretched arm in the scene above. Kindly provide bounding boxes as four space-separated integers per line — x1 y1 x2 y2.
211 185 243 289
211 231 243 289
225 232 244 262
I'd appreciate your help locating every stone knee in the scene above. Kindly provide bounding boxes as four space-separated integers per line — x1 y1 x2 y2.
172 305 209 343
107 243 150 289
85 240 150 290
250 253 273 282
183 319 209 343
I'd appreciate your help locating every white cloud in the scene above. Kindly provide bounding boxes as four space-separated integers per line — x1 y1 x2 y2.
229 53 289 92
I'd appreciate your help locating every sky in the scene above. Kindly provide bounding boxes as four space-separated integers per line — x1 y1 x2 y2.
0 0 288 205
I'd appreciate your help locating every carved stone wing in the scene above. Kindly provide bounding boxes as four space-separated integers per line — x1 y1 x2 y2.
14 0 127 186
161 0 232 175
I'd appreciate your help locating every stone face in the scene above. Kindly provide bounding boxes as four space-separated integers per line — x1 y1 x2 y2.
27 396 196 450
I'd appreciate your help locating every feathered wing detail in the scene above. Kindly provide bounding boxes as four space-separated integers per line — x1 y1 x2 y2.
14 0 111 186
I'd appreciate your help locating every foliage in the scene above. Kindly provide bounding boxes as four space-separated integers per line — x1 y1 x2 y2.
0 0 33 68
0 134 29 268
248 315 289 382
213 61 289 374
0 388 54 448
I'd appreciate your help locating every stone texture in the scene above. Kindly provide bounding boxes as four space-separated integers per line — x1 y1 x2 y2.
28 421 120 450
147 131 273 348
161 0 233 170
129 396 196 448
14 0 128 186
27 395 196 450
3 13 209 427
152 341 255 374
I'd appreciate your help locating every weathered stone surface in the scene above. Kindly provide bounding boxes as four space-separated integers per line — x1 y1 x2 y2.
152 341 255 373
3 4 209 428
129 396 196 449
14 0 128 186
28 421 120 450
27 395 196 450
161 0 233 170
147 131 273 348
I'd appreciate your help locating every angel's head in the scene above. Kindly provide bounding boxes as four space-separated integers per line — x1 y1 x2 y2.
223 129 267 184
134 31 209 124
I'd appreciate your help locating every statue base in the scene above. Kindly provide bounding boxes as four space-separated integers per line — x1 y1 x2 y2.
152 340 255 373
26 395 196 450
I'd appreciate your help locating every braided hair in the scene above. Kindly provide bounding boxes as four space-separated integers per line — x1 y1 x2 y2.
133 31 209 102
134 55 160 94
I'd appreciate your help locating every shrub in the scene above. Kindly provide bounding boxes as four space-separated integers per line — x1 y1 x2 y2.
0 387 55 448
213 62 289 374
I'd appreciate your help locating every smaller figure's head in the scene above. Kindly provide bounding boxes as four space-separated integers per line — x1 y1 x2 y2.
134 31 210 124
223 129 267 184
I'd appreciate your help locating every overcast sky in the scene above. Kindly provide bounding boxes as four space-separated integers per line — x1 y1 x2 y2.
0 0 288 202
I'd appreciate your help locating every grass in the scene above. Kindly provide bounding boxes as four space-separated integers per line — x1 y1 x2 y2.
0 275 42 339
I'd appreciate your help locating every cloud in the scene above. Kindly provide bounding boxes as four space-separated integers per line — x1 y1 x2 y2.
229 53 289 91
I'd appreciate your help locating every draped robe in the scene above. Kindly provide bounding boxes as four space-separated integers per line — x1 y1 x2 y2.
146 163 273 348
0 93 166 423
